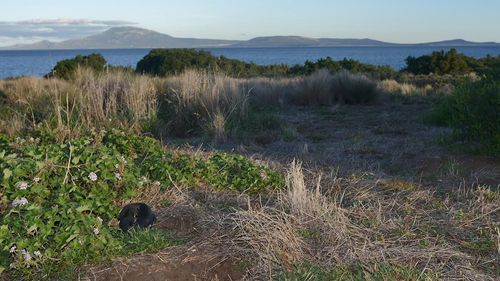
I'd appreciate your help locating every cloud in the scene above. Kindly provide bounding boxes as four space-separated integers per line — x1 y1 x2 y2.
0 19 137 47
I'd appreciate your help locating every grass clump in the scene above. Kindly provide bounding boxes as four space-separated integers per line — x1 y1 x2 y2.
425 79 500 155
291 69 379 105
279 263 439 281
157 70 249 140
0 129 284 278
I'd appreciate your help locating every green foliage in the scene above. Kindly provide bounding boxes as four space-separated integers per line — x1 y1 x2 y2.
46 53 107 80
0 130 284 278
290 57 397 79
136 49 289 78
405 49 500 76
425 79 500 155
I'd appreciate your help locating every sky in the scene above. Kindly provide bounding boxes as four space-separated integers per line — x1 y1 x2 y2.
1 0 499 46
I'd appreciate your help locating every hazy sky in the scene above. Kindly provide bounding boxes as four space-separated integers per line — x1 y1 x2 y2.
1 0 499 46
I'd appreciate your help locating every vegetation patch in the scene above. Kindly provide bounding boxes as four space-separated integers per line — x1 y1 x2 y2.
278 263 439 281
425 79 500 155
0 130 283 278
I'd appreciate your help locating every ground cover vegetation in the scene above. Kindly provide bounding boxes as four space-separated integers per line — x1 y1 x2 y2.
0 48 498 280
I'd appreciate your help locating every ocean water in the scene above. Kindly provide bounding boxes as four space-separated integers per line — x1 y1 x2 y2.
1 46 500 79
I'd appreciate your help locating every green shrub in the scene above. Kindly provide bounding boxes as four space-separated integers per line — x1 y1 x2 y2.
290 57 397 79
46 53 107 80
136 49 289 78
0 130 284 278
425 80 500 155
404 49 500 76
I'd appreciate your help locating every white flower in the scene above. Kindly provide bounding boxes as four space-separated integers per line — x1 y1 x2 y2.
21 249 32 261
9 246 17 253
17 181 29 190
71 176 78 181
139 176 149 186
120 155 128 164
115 173 122 181
97 216 103 224
33 251 42 258
88 172 98 182
12 197 29 207
93 227 100 235
29 137 35 142
33 177 41 183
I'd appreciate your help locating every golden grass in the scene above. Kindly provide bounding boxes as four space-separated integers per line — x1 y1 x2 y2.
219 161 494 280
164 70 249 141
0 68 158 139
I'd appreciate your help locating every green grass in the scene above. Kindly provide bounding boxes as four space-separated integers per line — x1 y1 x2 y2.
424 79 500 156
10 228 181 281
278 263 439 281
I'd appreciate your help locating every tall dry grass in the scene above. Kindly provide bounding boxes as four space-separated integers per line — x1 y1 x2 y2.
162 70 249 141
249 69 379 106
1 68 382 141
0 68 158 139
225 161 486 280
73 68 157 129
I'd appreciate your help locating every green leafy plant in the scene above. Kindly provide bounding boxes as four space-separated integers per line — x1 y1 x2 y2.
46 53 107 80
0 130 284 278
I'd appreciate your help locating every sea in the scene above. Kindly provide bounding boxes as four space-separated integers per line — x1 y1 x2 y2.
1 46 500 79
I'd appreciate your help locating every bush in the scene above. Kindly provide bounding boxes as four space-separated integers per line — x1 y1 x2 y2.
0 130 284 278
136 49 289 78
425 79 500 155
46 54 107 80
290 57 397 79
404 49 500 76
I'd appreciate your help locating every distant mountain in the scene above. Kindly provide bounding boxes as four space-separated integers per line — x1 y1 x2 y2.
3 27 238 50
415 39 500 47
231 36 394 47
2 27 499 50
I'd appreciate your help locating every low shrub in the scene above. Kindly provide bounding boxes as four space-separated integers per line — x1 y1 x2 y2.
136 49 289 78
404 48 500 76
289 57 397 79
0 130 284 278
425 79 500 155
46 54 107 80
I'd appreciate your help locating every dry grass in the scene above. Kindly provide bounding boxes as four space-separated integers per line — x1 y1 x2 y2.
0 68 383 141
73 68 158 130
378 79 418 95
163 70 249 141
0 68 158 139
287 69 379 105
218 161 496 280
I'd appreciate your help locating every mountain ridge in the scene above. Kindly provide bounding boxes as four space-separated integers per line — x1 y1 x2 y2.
2 27 499 50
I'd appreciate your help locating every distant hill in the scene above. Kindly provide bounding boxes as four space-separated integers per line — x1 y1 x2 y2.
231 36 394 47
4 27 238 50
415 39 500 47
2 27 499 50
